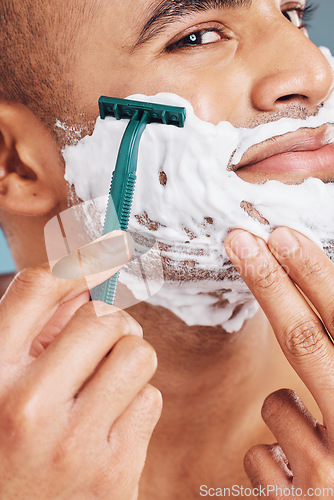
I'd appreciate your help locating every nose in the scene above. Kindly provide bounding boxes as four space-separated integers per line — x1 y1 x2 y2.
250 21 333 114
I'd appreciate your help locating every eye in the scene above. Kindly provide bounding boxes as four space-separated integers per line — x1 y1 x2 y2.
166 28 228 52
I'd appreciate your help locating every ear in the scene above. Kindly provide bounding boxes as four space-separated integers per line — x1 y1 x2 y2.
0 103 66 216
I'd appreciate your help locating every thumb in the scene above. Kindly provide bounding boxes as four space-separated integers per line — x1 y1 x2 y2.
51 230 134 280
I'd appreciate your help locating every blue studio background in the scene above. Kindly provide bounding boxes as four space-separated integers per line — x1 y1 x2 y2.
0 0 334 274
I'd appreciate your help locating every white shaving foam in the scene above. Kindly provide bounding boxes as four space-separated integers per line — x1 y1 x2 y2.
63 47 334 333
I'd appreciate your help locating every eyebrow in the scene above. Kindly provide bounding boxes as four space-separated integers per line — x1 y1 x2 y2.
135 0 252 47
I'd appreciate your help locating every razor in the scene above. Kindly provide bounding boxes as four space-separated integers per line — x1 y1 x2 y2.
90 96 186 305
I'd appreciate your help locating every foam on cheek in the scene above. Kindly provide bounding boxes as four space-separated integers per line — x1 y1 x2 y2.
63 47 334 333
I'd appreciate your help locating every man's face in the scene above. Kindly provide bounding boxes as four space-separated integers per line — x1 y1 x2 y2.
61 0 334 332
72 0 332 140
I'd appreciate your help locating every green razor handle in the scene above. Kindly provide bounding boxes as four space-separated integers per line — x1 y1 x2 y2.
90 96 186 305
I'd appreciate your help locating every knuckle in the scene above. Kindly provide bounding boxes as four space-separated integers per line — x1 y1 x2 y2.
282 318 327 360
117 336 158 372
135 339 158 372
0 394 37 442
139 384 163 419
11 267 56 298
81 304 143 338
72 303 113 335
75 300 103 320
252 262 281 293
111 308 143 337
298 254 324 280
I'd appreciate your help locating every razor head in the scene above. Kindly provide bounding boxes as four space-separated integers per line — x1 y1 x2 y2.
99 96 186 128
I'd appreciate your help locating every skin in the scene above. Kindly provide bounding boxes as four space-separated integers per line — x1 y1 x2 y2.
0 0 334 498
224 228 334 495
0 237 162 500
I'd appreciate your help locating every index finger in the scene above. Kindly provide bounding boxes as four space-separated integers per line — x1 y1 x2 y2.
224 229 334 427
268 228 334 343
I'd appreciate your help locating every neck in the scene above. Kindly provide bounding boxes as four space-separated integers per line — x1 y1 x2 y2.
128 302 293 498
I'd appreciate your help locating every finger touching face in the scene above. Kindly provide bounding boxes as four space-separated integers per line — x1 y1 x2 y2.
225 228 334 430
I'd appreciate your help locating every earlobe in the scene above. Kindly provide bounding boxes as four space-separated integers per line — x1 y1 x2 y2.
0 103 65 216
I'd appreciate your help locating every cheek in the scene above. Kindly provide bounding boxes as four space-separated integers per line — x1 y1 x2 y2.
127 60 253 126
122 71 250 126
187 71 250 124
75 47 253 127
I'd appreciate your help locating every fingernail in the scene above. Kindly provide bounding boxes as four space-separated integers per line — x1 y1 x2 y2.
52 251 83 279
93 232 135 259
51 232 135 279
80 232 134 275
229 230 260 259
270 228 299 257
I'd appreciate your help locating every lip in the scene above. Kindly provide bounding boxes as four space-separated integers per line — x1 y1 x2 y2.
231 123 334 184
